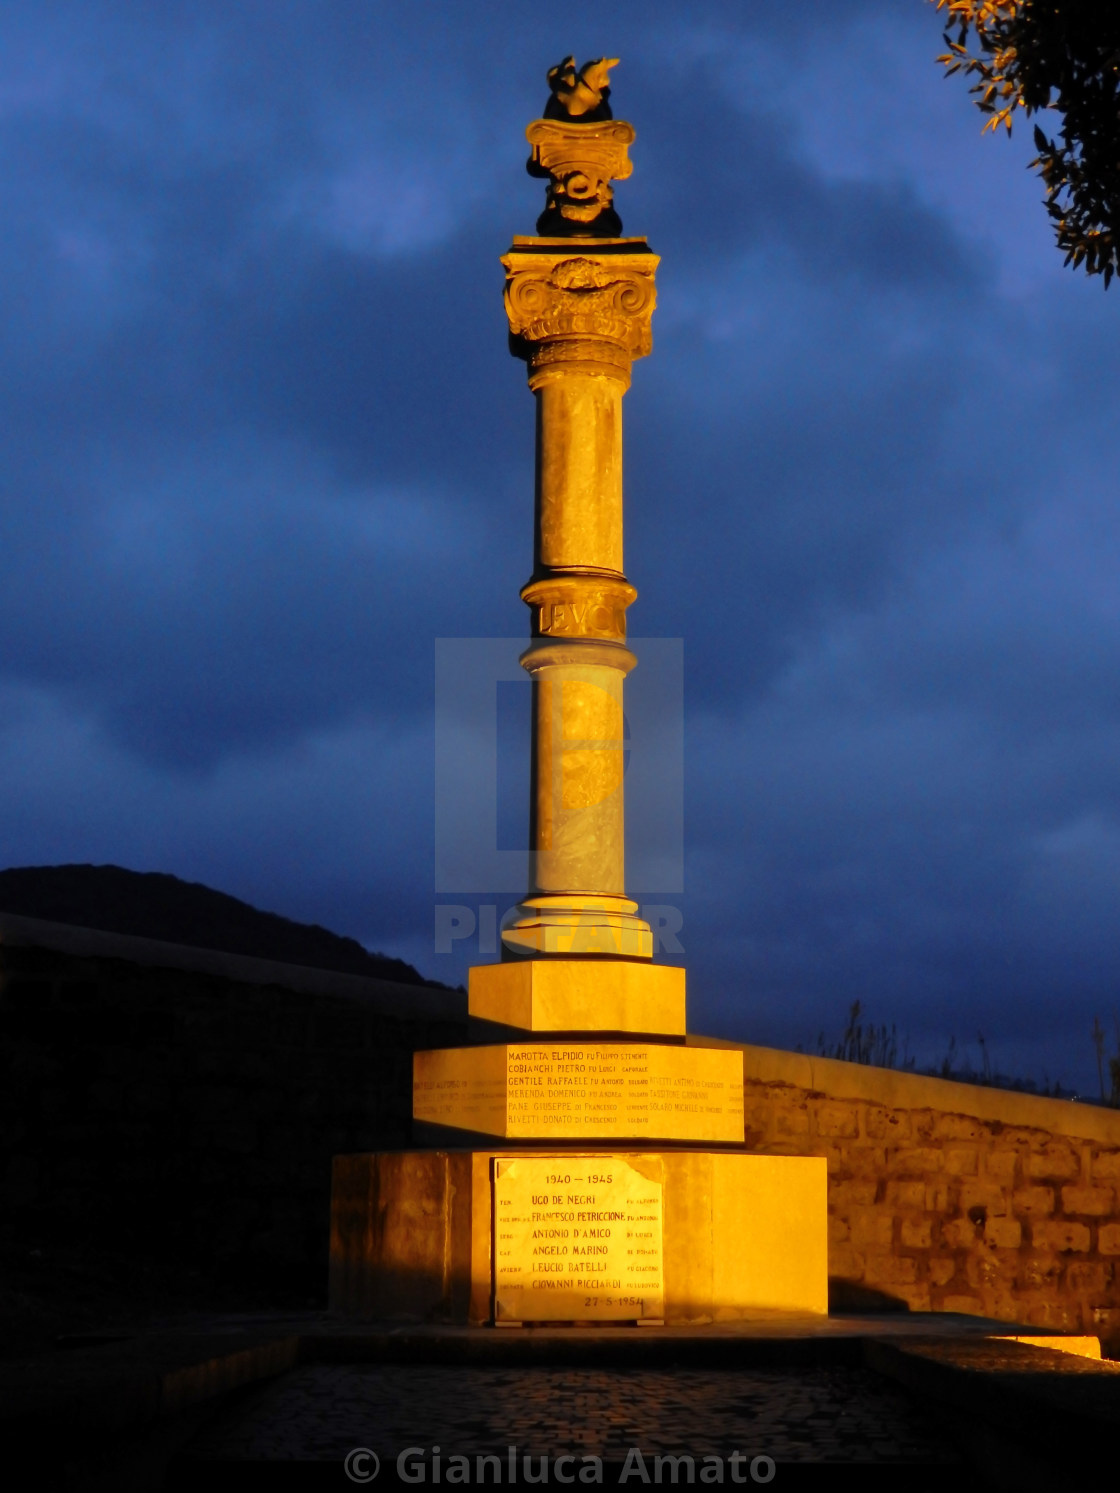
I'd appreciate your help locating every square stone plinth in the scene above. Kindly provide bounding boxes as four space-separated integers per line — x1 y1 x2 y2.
330 1149 828 1325
468 960 686 1036
413 1041 744 1144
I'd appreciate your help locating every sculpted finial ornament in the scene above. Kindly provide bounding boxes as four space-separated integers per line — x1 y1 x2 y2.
528 56 634 238
544 56 618 122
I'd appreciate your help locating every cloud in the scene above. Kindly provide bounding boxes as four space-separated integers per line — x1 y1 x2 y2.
0 0 1117 1091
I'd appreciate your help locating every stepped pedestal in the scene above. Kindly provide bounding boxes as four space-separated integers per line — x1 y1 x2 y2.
329 964 828 1325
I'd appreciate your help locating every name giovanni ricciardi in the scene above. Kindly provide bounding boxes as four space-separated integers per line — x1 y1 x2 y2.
387 1446 777 1483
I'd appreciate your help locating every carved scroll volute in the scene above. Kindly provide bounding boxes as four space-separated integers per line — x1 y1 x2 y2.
503 253 658 373
526 119 635 236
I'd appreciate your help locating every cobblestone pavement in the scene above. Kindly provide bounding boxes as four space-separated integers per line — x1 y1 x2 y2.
179 1363 961 1467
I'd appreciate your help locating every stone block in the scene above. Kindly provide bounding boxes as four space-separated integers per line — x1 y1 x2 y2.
329 1149 828 1324
1017 1252 1061 1290
929 1258 957 1287
1004 1127 1049 1146
941 1216 980 1249
983 1216 1022 1249
1012 1186 1056 1217
888 1147 942 1175
978 1288 1021 1322
832 1179 879 1208
468 959 686 1036
925 1181 951 1212
944 1147 979 1176
827 1244 865 1280
845 1146 887 1177
414 1041 744 1143
849 1209 893 1249
1031 1220 1091 1253
1027 1147 1080 1181
1065 1261 1110 1295
933 1114 986 1141
900 1217 932 1250
773 1105 810 1137
814 1103 859 1139
865 1107 911 1141
885 1179 925 1210
960 1180 1009 1216
1090 1151 1120 1178
940 1294 984 1316
1060 1185 1113 1216
743 1102 774 1135
966 1252 1015 1289
1098 1224 1120 1256
863 1253 918 1286
1020 1298 1080 1330
983 1149 1019 1183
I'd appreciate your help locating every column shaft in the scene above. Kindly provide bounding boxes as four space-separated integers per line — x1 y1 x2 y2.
531 660 626 893
535 375 624 575
501 240 657 960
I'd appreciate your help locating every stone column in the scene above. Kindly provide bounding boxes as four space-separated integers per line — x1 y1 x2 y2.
499 121 658 961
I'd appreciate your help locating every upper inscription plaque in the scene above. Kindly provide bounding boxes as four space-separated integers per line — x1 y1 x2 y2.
492 1154 663 1323
413 1042 745 1143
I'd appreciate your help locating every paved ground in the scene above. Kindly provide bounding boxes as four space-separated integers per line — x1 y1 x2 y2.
10 1312 1112 1486
176 1362 962 1472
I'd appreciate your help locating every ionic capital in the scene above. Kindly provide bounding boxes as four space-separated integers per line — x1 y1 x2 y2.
502 247 659 378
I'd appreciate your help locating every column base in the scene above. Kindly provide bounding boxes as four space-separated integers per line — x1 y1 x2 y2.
502 895 653 958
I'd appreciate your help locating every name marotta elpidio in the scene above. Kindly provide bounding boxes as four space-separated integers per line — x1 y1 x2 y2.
413 1044 745 1143
492 1155 664 1322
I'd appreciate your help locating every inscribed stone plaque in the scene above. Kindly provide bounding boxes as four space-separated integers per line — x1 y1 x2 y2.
492 1154 664 1323
414 1043 744 1143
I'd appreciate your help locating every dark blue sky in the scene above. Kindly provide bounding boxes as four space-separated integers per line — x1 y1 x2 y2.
2 1 1118 1093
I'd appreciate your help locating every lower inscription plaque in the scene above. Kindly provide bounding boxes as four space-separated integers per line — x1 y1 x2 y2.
492 1154 664 1323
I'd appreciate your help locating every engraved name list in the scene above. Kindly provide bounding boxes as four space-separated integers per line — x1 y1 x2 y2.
492 1154 664 1322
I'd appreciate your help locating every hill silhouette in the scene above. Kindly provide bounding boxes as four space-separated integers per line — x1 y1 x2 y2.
0 863 433 986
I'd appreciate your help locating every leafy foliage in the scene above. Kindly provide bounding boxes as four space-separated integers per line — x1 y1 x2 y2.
934 0 1120 285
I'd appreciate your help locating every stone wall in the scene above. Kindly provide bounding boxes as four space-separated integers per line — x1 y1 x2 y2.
730 1042 1120 1351
0 915 465 1301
